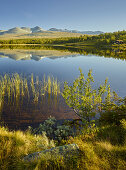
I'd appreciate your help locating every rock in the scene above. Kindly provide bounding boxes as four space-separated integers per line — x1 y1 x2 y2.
23 144 79 161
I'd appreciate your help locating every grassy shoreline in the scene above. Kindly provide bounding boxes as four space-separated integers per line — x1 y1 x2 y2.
0 118 126 169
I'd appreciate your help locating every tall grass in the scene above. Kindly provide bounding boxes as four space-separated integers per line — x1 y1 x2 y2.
30 74 60 102
0 126 55 170
0 73 61 114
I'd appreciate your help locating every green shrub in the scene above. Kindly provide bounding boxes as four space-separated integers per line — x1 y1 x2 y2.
97 119 126 145
99 105 126 125
32 117 73 142
62 68 121 125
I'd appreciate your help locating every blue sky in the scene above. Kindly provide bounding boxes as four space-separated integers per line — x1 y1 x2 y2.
0 0 126 32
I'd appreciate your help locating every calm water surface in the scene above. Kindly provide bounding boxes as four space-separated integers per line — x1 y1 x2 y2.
0 49 126 129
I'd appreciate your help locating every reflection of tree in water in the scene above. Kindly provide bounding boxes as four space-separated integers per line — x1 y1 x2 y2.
50 45 126 61
0 45 126 60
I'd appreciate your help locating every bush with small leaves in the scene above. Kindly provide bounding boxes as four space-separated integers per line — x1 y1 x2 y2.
32 117 73 142
62 68 125 128
54 125 73 141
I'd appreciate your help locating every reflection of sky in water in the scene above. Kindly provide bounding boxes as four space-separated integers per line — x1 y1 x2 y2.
0 54 126 97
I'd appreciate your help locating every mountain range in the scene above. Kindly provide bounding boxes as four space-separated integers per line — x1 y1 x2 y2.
0 26 103 35
48 28 103 35
0 26 45 35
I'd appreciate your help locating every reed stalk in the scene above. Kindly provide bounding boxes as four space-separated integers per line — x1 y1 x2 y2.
0 73 61 112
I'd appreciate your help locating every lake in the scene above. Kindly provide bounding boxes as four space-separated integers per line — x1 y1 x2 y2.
0 48 126 130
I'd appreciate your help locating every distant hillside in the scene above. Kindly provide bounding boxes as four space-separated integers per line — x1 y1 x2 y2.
0 26 103 38
48 28 103 35
31 26 45 33
21 27 31 33
6 27 31 34
0 30 5 33
0 26 46 35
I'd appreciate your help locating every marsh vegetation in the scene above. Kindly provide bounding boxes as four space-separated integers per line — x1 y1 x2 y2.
0 73 60 119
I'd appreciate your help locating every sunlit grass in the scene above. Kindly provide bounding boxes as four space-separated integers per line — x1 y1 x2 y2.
0 126 55 170
0 120 126 169
64 120 126 170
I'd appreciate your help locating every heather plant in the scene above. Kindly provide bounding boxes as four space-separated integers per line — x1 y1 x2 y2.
32 117 73 142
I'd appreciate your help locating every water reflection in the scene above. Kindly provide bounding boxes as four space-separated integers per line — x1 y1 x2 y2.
0 46 126 130
0 49 78 61
0 45 126 61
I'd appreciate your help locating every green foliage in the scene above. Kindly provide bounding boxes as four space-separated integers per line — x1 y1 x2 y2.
99 104 126 125
97 121 126 145
32 117 73 142
0 35 89 45
62 69 113 124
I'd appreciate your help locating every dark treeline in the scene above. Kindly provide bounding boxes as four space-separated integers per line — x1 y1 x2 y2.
90 30 126 45
0 44 51 50
0 37 88 44
0 30 126 46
